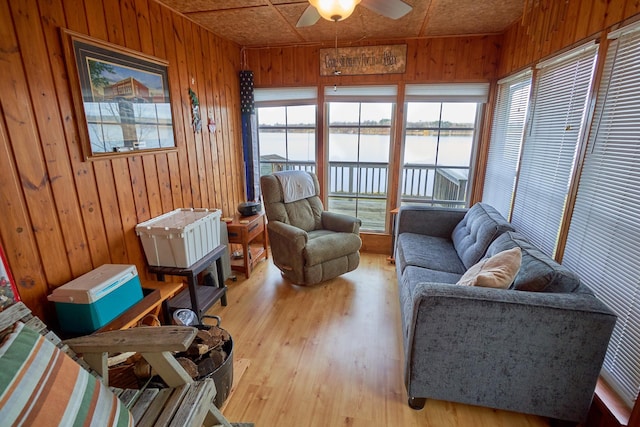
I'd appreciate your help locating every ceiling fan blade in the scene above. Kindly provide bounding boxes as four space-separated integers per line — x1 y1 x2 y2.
296 5 321 27
361 0 412 19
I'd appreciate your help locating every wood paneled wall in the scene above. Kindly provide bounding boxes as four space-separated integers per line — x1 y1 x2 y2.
0 0 245 321
499 0 640 77
244 36 501 254
246 36 501 87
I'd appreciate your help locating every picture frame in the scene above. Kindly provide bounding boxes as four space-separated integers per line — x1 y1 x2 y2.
0 243 19 312
61 29 176 159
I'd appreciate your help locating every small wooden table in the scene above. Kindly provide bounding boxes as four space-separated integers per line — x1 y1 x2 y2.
147 244 228 323
226 211 268 278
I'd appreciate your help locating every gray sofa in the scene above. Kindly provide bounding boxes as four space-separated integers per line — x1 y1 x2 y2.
394 203 617 424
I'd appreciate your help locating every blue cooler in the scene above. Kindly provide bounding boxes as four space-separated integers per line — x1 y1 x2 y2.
47 264 143 334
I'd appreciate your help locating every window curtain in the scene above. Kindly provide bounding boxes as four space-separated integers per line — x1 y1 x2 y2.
510 43 598 257
562 23 640 408
482 71 532 219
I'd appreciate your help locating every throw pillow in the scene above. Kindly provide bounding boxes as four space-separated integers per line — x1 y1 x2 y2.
0 321 132 427
456 247 522 289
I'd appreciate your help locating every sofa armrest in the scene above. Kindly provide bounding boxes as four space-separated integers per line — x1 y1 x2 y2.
321 211 362 234
402 283 616 422
396 206 467 239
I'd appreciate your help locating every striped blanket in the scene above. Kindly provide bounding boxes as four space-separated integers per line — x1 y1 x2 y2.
0 321 132 427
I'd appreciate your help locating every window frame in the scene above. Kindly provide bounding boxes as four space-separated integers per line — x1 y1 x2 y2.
324 98 396 232
561 23 640 409
510 42 598 257
254 87 319 177
482 70 532 219
400 83 490 208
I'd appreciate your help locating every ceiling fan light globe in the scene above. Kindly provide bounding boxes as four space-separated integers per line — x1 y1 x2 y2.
309 0 361 22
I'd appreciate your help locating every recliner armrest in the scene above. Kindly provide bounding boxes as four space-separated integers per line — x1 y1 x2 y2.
321 211 361 234
268 221 308 246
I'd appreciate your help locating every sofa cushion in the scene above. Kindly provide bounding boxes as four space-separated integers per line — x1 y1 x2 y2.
396 233 466 275
451 203 515 269
487 232 581 293
0 322 132 426
456 247 522 288
402 265 463 286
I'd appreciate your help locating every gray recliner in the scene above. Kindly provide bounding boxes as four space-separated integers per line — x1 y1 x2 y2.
260 171 362 285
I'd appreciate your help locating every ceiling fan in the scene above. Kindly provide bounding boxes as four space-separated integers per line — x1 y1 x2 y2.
296 0 413 27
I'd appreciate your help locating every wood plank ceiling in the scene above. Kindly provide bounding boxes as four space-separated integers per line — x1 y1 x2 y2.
155 0 526 47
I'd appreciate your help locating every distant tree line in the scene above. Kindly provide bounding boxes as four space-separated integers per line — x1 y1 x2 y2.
259 119 473 129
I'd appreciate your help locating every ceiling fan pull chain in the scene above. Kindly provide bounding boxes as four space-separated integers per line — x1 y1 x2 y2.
334 21 341 82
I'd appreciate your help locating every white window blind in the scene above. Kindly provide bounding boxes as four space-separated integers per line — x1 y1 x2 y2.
562 24 640 408
482 71 532 219
254 87 317 107
324 85 397 102
405 83 490 103
511 43 597 256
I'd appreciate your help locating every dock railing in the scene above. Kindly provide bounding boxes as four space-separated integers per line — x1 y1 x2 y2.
260 159 468 229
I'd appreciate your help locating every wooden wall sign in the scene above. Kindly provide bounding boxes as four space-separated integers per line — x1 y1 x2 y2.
320 44 407 76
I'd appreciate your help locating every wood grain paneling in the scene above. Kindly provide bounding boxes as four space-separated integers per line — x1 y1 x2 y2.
499 0 640 77
245 36 502 87
0 0 244 321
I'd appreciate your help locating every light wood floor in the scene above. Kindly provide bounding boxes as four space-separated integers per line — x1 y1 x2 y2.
205 252 550 427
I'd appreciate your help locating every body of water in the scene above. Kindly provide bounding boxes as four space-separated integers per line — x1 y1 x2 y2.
258 132 474 167
259 132 472 231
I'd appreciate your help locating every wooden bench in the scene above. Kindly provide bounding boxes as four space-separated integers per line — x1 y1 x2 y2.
0 302 251 427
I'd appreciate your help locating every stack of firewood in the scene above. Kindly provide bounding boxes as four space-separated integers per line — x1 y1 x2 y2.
113 326 231 381
176 326 231 379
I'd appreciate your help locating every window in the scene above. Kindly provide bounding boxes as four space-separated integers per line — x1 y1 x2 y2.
510 43 598 257
325 85 397 232
254 87 317 176
482 71 532 219
562 23 640 408
402 83 489 208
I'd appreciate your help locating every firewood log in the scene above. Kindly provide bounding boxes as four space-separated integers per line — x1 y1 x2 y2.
187 343 210 356
176 357 199 378
133 359 153 379
208 349 225 368
196 328 222 349
197 357 216 378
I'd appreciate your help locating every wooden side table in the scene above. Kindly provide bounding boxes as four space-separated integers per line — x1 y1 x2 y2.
226 211 268 278
147 244 228 323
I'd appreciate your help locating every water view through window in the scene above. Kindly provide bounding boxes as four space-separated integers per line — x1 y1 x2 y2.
402 102 477 207
257 105 317 176
257 100 479 232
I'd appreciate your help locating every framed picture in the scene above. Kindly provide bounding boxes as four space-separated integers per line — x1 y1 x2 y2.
61 29 176 159
0 244 19 312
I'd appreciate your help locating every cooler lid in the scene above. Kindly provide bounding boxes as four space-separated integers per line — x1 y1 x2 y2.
47 264 138 304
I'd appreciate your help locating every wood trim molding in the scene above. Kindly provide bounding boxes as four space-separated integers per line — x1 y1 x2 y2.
594 378 633 426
